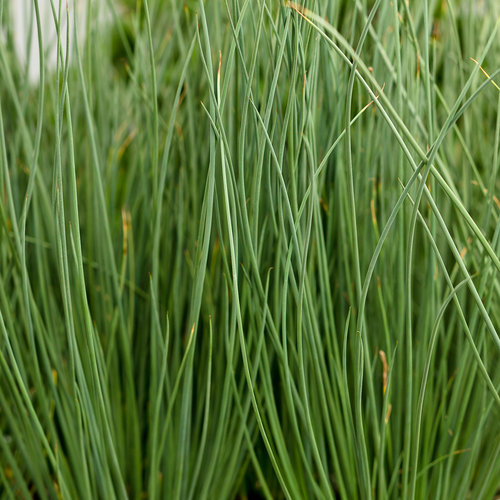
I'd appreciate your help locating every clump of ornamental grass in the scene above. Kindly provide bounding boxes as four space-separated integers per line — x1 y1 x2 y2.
0 0 499 499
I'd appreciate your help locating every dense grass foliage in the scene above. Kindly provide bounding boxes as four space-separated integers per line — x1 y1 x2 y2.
0 0 499 498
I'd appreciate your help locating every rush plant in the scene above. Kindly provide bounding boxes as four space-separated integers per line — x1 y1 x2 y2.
0 0 499 499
